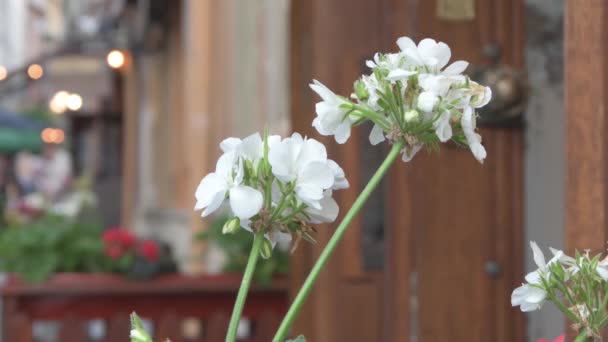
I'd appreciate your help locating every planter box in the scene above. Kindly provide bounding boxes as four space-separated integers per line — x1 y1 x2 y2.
1 273 288 342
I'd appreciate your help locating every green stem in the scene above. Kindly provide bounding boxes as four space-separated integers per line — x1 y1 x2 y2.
226 232 264 342
272 140 405 342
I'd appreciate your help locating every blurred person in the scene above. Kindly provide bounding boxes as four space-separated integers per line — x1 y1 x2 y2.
14 150 42 195
36 143 73 200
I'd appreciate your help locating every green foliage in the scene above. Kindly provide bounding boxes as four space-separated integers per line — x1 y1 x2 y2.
0 215 105 282
286 336 307 342
198 215 289 286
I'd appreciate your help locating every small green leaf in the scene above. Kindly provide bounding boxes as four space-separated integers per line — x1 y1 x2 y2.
286 335 307 342
130 312 153 342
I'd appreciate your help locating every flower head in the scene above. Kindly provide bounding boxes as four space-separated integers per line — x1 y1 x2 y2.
312 36 492 163
309 80 353 144
195 131 349 257
138 240 160 262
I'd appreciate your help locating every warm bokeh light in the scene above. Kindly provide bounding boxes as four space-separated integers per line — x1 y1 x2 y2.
48 90 70 114
0 66 7 81
66 93 83 111
106 50 125 69
27 64 44 79
41 128 65 144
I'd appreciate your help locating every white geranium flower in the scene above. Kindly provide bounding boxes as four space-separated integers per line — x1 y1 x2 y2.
305 190 339 223
369 124 386 146
310 80 353 144
268 133 335 208
194 152 263 219
461 107 486 163
366 52 416 81
397 37 468 76
511 284 547 312
511 242 564 312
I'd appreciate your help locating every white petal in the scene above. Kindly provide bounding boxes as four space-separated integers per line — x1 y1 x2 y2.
216 151 237 176
470 140 487 163
268 140 295 181
240 133 264 161
434 42 452 69
296 138 328 169
201 189 227 217
309 79 338 103
433 110 453 142
442 61 469 76
298 161 334 191
524 270 542 285
220 137 241 153
530 241 546 270
598 266 608 280
520 301 542 312
417 91 439 112
386 69 416 81
328 159 349 190
268 134 281 147
511 285 528 306
306 191 339 223
194 173 228 210
396 36 416 51
369 124 386 145
229 185 263 219
334 120 352 144
461 107 487 163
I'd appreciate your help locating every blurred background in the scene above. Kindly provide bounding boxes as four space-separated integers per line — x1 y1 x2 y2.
0 0 583 341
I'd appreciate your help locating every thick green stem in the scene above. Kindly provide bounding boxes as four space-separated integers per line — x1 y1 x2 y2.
226 232 264 342
272 140 405 341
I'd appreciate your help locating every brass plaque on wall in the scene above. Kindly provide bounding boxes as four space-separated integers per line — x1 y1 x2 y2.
437 0 475 21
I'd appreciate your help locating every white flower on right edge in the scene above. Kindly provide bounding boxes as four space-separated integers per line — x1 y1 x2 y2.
511 241 564 312
309 80 354 144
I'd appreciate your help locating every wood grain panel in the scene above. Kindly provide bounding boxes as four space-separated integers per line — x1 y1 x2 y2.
565 0 608 254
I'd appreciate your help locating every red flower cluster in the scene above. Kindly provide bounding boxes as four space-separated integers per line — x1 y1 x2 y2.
138 240 160 262
102 228 136 260
102 228 161 263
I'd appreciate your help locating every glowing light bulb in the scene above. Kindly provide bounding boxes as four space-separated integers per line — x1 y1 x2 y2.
27 64 44 79
106 50 125 69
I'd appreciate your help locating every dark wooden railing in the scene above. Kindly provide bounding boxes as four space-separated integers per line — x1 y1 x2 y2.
1 273 288 342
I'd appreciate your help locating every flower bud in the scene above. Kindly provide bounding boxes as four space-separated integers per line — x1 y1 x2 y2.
354 79 369 100
417 91 439 112
404 109 420 123
222 217 240 234
260 238 273 259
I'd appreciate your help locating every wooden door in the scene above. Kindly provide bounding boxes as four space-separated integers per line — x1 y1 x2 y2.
289 0 525 341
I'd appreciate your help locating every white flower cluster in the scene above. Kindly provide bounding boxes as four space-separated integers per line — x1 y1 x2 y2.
310 37 492 163
512 241 608 317
194 132 348 255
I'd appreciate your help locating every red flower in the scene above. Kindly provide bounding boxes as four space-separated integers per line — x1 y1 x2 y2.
538 335 565 342
138 240 160 262
105 245 124 260
103 228 136 248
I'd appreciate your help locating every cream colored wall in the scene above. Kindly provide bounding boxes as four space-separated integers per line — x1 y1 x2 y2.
127 0 292 273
